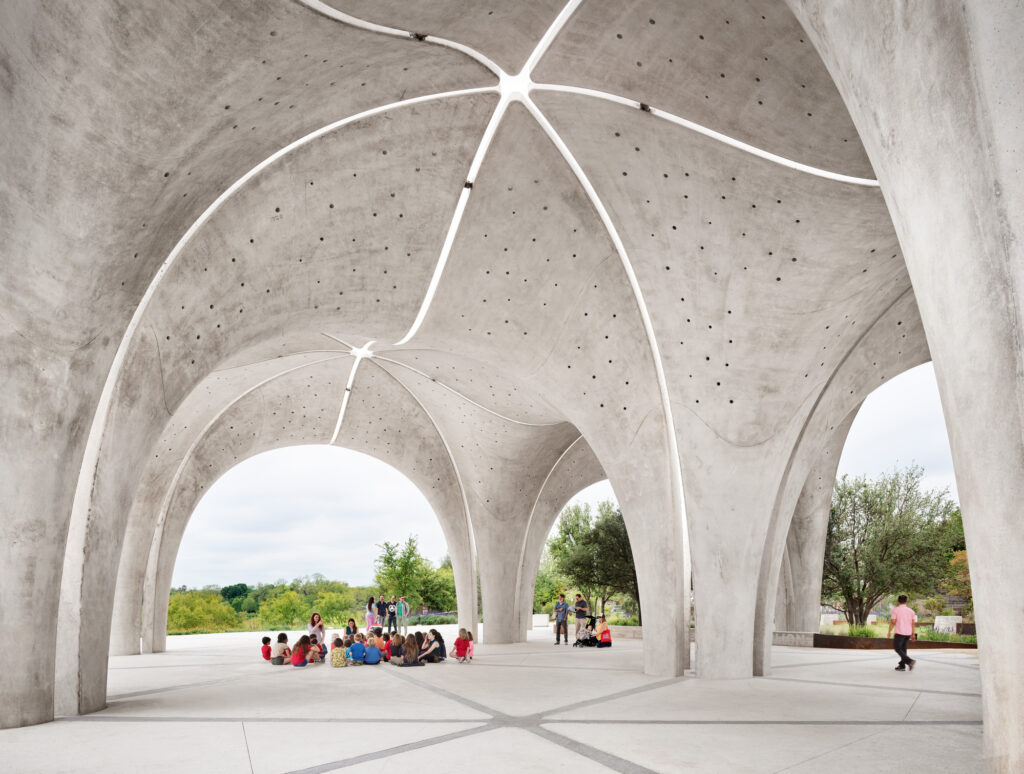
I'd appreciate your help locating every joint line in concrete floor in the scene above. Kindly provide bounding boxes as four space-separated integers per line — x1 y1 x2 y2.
529 724 659 774
282 723 494 774
764 675 982 697
241 721 255 774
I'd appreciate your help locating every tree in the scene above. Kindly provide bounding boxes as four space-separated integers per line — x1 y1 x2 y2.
312 590 355 624
548 503 607 607
257 590 309 628
548 501 640 622
822 465 958 625
533 549 567 613
220 582 249 611
945 550 973 613
374 537 425 606
419 564 457 612
167 591 242 632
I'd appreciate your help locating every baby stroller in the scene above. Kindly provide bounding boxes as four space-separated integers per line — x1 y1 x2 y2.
572 615 599 647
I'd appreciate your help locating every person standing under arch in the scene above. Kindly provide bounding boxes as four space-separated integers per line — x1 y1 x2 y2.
365 597 376 632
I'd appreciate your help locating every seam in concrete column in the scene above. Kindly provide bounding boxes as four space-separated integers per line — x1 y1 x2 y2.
530 84 880 187
372 355 563 427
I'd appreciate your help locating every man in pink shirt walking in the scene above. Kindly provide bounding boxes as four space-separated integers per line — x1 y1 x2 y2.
887 595 918 671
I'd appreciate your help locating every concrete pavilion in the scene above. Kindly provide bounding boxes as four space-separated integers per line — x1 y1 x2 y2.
0 2 1020 771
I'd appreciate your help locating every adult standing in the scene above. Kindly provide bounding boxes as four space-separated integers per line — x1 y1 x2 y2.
397 595 409 635
365 597 376 632
553 593 569 645
386 595 398 635
887 594 918 671
573 593 589 641
375 595 387 628
308 612 326 649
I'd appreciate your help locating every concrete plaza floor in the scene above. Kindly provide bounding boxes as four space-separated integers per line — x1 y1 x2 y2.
0 626 982 773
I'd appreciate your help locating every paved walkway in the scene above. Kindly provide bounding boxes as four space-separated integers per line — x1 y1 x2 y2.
0 626 982 772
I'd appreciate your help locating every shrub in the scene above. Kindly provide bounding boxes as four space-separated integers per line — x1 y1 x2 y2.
848 624 876 638
917 630 977 644
167 591 242 632
607 616 639 626
406 614 457 626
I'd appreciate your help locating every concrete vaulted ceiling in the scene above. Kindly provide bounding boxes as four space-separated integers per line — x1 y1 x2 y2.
45 0 917 706
14 2 1024 768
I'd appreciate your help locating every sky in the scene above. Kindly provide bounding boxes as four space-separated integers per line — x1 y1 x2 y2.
172 362 955 588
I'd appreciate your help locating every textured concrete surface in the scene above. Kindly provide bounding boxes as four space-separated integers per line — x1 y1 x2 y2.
1 1 1019 769
0 629 983 773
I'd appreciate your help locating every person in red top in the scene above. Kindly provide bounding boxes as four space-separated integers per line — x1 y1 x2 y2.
887 595 918 671
454 628 471 663
291 635 311 667
261 636 272 660
595 616 612 648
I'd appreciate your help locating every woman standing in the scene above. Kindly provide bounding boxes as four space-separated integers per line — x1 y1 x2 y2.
365 597 376 632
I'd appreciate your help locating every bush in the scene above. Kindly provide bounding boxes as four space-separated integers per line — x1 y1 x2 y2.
167 591 242 632
848 624 876 638
607 616 639 626
917 630 977 644
406 614 457 626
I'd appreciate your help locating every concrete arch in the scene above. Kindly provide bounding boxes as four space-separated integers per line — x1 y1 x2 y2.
6 3 1023 769
109 354 479 681
512 437 609 638
751 288 931 676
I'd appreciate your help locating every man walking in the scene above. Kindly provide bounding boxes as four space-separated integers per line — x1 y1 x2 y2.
887 594 918 671
574 593 589 641
386 595 398 635
553 593 569 645
397 595 409 636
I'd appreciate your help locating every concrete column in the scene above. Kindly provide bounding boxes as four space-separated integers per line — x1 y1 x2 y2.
777 409 858 634
788 3 1024 769
513 436 606 640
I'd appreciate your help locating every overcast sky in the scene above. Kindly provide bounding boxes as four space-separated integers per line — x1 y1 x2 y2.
172 362 955 588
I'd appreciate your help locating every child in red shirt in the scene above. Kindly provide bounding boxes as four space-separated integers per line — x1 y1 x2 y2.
454 628 470 663
261 636 272 660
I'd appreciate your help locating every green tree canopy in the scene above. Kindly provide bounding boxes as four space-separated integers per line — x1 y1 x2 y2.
373 536 457 612
167 591 242 632
822 465 958 625
257 590 310 628
547 501 640 621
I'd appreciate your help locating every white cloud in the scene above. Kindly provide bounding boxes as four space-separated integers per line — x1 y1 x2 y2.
172 445 448 588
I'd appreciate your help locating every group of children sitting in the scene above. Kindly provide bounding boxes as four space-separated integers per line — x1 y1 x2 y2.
261 626 475 667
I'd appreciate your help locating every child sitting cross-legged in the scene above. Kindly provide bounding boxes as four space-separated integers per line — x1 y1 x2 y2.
364 635 382 665
269 633 291 665
347 633 367 665
329 637 346 667
261 636 272 661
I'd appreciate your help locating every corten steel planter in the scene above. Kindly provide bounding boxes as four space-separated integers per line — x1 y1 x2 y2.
813 634 977 650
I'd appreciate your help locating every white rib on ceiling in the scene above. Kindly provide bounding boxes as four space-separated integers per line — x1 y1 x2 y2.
531 84 880 187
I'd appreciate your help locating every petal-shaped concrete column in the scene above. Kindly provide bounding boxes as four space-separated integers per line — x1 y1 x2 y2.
514 437 607 638
773 406 859 634
787 3 1024 768
751 289 931 675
